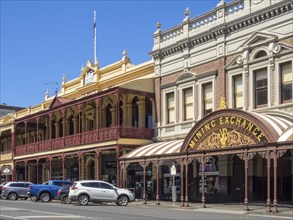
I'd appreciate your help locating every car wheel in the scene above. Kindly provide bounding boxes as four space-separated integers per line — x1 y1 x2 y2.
8 192 18 200
40 193 51 202
63 196 71 204
117 195 129 206
30 196 38 202
78 195 89 206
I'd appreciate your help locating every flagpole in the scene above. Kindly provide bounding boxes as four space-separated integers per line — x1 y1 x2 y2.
94 11 98 65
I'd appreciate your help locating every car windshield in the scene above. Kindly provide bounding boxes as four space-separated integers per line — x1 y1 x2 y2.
0 182 7 186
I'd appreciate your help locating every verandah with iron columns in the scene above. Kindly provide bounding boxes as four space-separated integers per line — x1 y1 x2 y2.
12 87 155 157
13 144 139 186
119 142 292 212
118 109 293 211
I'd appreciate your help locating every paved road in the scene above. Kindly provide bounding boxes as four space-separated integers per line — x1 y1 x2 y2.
0 199 291 220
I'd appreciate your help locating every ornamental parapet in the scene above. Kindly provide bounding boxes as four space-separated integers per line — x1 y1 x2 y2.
151 0 293 59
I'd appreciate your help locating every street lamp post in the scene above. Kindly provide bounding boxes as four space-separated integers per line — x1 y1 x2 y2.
171 162 176 205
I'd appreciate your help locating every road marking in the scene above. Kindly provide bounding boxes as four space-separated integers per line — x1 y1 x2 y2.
0 214 28 220
16 216 86 219
248 214 293 219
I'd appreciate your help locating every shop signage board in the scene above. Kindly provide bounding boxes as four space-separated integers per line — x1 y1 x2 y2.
1 165 12 175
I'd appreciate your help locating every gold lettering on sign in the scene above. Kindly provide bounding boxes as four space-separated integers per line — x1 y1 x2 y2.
188 116 265 150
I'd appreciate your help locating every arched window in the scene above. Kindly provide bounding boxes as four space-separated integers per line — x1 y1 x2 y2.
132 97 139 127
145 98 152 128
254 50 267 59
106 104 112 127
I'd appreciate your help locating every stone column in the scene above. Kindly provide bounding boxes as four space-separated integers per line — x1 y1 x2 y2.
73 117 78 134
126 103 132 126
110 108 116 126
55 122 60 138
95 98 100 130
24 121 28 145
116 91 120 126
36 117 39 143
122 96 127 126
49 114 53 140
137 100 145 128
101 110 105 128
62 109 66 137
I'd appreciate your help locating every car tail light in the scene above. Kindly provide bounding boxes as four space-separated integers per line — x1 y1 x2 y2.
29 185 33 189
71 186 78 190
2 187 7 190
57 190 61 196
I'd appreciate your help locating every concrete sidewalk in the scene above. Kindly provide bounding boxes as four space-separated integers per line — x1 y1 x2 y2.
131 200 293 219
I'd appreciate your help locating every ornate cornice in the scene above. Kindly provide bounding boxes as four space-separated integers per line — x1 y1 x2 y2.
151 1 293 61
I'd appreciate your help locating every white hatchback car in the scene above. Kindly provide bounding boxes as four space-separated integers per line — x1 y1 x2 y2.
68 180 135 206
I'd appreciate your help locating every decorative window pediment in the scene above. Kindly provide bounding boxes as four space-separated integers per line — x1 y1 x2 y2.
240 32 278 50
2 113 15 123
49 96 72 109
226 54 245 70
176 72 196 84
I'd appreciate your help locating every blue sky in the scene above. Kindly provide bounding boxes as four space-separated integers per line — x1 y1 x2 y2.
1 0 225 108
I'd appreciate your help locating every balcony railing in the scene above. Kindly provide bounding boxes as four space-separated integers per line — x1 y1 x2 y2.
14 126 154 156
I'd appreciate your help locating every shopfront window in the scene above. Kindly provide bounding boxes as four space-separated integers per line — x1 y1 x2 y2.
199 157 219 194
127 163 153 199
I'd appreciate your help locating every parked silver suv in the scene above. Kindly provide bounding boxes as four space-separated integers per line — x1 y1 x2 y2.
1 181 33 200
69 180 135 206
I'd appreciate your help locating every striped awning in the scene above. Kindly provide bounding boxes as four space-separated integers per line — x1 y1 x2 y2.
121 140 183 159
250 112 293 142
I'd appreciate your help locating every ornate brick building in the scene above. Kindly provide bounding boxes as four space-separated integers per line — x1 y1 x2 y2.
0 104 24 182
120 0 293 212
0 52 155 187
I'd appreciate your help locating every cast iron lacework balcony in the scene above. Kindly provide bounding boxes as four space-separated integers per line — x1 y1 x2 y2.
14 126 154 156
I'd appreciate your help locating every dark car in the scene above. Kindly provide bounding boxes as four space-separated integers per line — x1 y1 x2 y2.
57 185 71 204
